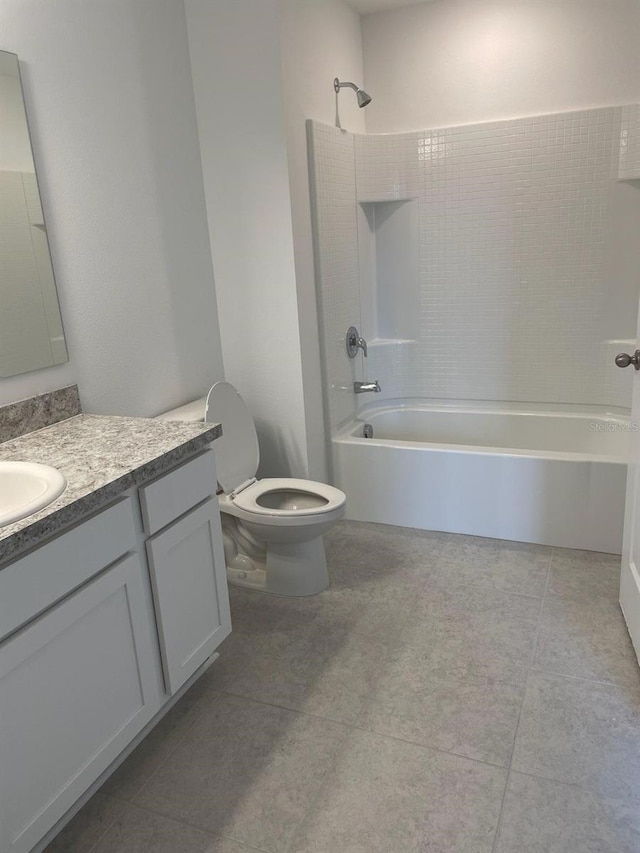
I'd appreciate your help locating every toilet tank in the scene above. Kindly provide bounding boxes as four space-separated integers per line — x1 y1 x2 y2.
155 398 207 423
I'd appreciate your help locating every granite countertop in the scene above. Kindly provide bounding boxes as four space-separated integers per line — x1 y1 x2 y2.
0 413 222 564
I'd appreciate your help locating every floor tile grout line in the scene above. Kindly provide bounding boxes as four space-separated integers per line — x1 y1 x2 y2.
222 645 539 732
106 656 276 809
82 799 126 853
219 832 274 853
534 554 637 687
490 554 552 853
221 666 531 772
222 548 601 792
545 590 624 606
214 629 272 691
124 616 298 808
500 763 634 799
344 604 526 770
489 667 534 853
60 667 256 848
231 584 430 851
549 546 620 562
545 548 623 604
348 722 514 772
527 552 553 670
218 687 360 728
102 797 272 852
220 653 533 746
528 665 640 690
283 722 355 853
119 691 226 807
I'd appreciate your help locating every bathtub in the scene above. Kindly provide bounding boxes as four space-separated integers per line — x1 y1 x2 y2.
332 402 630 553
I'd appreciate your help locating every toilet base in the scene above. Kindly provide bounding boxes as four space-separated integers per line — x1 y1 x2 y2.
226 535 329 597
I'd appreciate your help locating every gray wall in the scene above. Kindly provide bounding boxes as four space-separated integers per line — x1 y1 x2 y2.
0 0 224 415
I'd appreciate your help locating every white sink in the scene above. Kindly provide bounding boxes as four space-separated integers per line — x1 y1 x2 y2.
0 461 67 527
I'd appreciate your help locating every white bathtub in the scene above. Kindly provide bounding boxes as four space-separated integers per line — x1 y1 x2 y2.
332 402 630 553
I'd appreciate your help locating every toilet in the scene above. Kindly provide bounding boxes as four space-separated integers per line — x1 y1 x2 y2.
159 381 346 596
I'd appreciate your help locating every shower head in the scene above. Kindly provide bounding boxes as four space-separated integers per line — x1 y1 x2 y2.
334 77 372 109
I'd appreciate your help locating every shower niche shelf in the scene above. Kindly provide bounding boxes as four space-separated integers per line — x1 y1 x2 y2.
357 195 416 204
357 198 419 342
368 338 416 346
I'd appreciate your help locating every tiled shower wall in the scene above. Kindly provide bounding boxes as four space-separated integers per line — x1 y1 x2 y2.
619 104 640 180
308 122 361 429
309 106 640 431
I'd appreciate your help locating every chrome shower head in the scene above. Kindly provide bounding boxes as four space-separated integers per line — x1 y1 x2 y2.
334 77 372 109
357 88 372 108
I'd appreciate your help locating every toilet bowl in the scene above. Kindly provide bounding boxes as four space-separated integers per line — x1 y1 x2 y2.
159 382 345 596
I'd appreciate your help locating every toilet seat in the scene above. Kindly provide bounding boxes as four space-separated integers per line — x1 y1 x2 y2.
232 477 346 517
206 382 346 523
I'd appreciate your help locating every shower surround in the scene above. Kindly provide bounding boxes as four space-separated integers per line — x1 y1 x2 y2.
308 105 640 550
309 104 640 432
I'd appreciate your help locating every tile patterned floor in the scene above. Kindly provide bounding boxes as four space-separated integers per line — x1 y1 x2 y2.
45 521 640 853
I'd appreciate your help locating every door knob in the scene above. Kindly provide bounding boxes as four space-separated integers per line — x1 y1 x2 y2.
615 350 640 370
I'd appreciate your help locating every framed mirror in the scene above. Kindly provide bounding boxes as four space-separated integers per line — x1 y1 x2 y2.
0 50 68 377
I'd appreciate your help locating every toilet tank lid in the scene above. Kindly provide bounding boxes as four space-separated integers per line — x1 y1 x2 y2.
155 397 207 423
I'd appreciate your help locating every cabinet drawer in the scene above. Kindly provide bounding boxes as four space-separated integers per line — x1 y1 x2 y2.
0 498 136 642
139 449 216 535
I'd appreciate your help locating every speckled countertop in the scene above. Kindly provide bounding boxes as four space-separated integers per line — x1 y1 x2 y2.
0 414 222 564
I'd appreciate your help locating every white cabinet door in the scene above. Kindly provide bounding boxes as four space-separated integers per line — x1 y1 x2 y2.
146 497 231 694
0 553 160 853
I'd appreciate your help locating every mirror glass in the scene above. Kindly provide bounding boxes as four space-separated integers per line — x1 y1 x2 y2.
0 50 68 377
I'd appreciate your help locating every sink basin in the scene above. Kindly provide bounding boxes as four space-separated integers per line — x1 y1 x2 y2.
0 461 67 527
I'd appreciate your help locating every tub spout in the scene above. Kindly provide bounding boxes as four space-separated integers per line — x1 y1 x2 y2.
354 380 381 394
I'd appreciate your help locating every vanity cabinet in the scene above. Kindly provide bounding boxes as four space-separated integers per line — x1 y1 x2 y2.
0 447 230 853
0 552 160 853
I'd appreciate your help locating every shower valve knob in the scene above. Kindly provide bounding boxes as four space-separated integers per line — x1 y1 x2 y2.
346 326 368 358
615 350 640 370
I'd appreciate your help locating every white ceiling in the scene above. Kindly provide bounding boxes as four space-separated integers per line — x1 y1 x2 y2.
345 0 435 16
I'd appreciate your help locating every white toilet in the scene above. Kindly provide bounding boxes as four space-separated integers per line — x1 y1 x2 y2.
160 382 345 596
